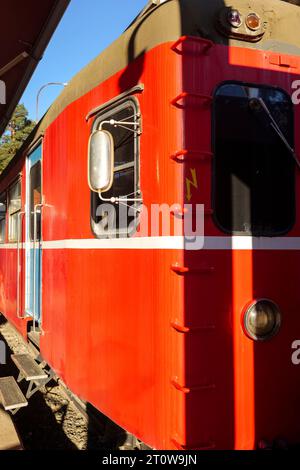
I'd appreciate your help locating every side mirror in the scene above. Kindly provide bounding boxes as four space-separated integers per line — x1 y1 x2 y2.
88 130 114 193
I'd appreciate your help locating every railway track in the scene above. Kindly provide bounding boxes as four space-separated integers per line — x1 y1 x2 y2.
0 314 147 450
0 315 105 450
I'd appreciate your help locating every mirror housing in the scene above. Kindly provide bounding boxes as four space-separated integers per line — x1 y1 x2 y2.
88 130 114 193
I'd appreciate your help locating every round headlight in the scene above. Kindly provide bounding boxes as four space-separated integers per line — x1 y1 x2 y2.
243 299 281 341
246 13 261 31
227 9 243 28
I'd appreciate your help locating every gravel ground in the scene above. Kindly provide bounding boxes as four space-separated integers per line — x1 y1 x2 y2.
0 314 109 450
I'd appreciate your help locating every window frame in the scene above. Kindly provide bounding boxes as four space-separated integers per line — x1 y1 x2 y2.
0 191 7 243
29 159 42 242
211 80 296 237
8 177 22 243
90 96 141 238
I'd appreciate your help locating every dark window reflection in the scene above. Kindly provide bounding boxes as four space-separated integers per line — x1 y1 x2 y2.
91 101 140 237
213 83 295 236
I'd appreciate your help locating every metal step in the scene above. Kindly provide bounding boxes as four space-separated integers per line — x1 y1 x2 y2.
0 408 23 450
0 377 28 411
11 354 47 381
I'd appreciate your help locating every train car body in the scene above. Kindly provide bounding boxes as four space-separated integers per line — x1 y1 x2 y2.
1 0 300 449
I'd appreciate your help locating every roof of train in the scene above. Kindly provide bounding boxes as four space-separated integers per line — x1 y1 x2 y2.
0 0 70 139
2 0 300 179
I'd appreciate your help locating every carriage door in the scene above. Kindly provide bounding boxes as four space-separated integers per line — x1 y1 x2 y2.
25 144 42 326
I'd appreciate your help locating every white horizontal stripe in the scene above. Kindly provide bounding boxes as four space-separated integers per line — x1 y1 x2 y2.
0 242 35 250
42 236 186 250
39 236 300 250
203 236 300 250
1 236 300 250
0 243 20 249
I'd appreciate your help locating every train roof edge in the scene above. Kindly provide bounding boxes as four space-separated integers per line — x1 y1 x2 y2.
1 0 300 180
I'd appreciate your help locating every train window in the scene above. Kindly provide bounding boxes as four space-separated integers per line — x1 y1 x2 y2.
91 99 141 237
0 192 6 243
8 180 21 242
29 161 41 241
213 83 295 236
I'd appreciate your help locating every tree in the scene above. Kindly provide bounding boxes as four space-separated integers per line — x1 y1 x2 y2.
0 104 35 173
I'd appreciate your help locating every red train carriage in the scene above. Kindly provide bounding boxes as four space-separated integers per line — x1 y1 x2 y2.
1 0 300 450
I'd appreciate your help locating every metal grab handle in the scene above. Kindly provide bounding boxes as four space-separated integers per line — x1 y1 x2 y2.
17 211 25 319
171 35 214 54
33 203 43 332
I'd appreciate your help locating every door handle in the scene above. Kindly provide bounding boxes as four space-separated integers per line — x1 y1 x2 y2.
32 203 43 332
17 210 25 319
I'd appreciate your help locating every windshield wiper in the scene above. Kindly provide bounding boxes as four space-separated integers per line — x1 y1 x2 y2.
249 97 300 170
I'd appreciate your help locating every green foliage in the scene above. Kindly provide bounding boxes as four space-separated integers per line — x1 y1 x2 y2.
0 104 35 173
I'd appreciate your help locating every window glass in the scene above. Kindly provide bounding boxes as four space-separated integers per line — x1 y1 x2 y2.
213 83 295 236
0 192 6 243
103 106 135 168
8 180 21 241
29 161 41 241
91 99 140 237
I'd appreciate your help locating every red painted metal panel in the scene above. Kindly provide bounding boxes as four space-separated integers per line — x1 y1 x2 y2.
40 42 185 450
0 39 300 449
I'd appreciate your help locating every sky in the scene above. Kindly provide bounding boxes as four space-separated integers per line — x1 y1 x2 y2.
21 0 147 121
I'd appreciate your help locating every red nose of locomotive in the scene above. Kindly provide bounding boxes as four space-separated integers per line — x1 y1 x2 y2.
179 0 300 449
